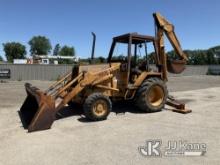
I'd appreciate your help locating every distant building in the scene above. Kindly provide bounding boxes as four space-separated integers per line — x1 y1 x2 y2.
13 55 78 65
13 59 28 64
214 54 220 59
33 55 78 64
212 47 220 59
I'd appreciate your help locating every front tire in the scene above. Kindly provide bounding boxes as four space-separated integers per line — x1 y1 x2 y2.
83 93 112 121
135 77 168 112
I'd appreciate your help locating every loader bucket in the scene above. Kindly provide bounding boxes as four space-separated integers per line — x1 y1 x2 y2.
19 83 56 132
167 59 186 74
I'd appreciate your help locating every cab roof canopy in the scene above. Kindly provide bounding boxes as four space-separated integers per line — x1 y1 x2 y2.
113 33 155 44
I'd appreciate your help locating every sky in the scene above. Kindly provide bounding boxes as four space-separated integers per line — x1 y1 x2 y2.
0 0 220 60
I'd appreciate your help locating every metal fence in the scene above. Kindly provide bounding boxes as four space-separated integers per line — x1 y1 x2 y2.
0 64 219 81
0 64 73 81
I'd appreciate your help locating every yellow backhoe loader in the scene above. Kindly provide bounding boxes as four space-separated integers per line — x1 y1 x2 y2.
19 12 191 132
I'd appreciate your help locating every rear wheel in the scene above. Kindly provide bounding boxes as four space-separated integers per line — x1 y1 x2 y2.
83 93 112 121
135 77 168 112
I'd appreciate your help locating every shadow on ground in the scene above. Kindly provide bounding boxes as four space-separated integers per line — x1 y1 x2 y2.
57 101 145 123
18 98 193 129
17 101 144 129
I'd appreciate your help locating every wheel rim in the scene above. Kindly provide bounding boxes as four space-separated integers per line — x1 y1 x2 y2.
92 100 108 117
147 85 164 106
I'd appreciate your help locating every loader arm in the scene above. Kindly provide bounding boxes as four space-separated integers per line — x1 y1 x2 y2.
55 63 121 112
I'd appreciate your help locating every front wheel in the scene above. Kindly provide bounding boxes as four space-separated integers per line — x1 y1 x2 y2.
135 77 168 112
83 93 112 121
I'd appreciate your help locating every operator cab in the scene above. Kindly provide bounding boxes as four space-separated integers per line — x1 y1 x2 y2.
107 33 158 84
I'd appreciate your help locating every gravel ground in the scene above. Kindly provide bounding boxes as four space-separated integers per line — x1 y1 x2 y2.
0 76 220 165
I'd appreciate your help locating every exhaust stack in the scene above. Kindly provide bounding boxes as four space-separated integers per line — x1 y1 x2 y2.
90 32 96 64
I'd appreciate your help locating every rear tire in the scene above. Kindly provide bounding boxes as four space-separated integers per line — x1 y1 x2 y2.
135 77 168 112
83 93 112 121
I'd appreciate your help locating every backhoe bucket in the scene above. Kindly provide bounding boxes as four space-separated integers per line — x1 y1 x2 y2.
167 59 186 74
19 83 56 132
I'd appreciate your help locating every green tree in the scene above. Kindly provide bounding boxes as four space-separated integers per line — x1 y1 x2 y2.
98 56 106 63
58 45 75 64
167 50 177 59
167 49 209 65
206 50 216 64
59 45 75 56
187 50 207 65
148 52 156 64
0 56 3 61
208 46 220 64
28 36 52 55
3 42 26 62
53 43 60 55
